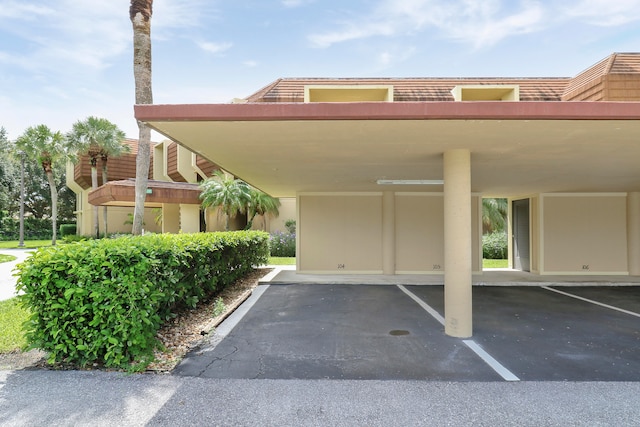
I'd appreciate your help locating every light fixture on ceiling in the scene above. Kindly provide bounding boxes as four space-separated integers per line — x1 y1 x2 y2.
376 179 444 185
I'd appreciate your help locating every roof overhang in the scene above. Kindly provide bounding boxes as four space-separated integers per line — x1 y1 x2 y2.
88 179 201 207
135 101 640 197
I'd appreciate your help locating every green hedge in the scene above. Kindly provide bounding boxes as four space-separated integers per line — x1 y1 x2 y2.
16 231 269 371
0 218 76 241
482 231 508 259
59 224 77 237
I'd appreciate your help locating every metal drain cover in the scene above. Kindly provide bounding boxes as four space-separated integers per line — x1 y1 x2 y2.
389 330 410 336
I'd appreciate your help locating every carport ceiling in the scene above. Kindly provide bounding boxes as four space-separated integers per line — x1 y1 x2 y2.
136 102 640 198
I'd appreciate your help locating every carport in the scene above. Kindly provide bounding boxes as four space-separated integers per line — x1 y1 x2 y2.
175 269 640 381
136 101 640 339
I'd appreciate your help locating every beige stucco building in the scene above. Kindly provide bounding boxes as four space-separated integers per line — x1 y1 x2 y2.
67 139 295 236
132 52 640 337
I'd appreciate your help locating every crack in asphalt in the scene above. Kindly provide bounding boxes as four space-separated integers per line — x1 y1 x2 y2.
196 345 239 376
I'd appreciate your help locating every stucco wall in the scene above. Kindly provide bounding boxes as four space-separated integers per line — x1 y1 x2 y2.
298 192 481 274
249 197 296 233
73 188 162 236
205 207 244 231
395 194 444 273
541 194 628 274
298 194 383 273
105 206 162 234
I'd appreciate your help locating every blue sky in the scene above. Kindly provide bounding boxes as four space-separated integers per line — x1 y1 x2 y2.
1 0 639 140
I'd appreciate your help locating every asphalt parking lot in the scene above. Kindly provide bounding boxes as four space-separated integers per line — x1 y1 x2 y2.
175 283 640 382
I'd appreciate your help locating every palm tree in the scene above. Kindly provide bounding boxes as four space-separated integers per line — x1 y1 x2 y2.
67 117 126 238
15 125 66 245
246 188 281 230
482 198 508 234
130 0 153 235
200 171 251 230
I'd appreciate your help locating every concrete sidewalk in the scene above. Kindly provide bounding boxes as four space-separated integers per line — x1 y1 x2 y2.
1 370 639 426
0 249 34 301
269 267 640 286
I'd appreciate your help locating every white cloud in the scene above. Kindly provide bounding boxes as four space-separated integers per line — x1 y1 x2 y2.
446 1 545 48
43 86 72 101
281 0 303 7
281 0 316 7
376 46 416 68
197 41 233 54
307 0 640 51
0 1 53 19
308 21 395 48
0 51 33 69
0 0 130 73
378 52 392 66
0 0 223 75
153 0 220 33
0 0 230 138
561 0 640 26
243 60 259 67
308 0 546 49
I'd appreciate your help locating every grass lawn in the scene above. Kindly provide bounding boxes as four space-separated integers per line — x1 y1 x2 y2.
268 257 296 265
0 298 30 353
483 259 509 268
0 240 51 249
0 254 17 263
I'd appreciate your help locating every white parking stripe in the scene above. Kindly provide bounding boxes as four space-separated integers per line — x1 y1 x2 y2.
541 286 640 318
463 340 520 382
397 285 520 382
397 285 445 326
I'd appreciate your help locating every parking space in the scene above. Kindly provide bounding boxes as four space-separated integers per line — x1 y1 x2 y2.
175 283 640 381
543 285 640 315
175 284 501 380
408 285 640 381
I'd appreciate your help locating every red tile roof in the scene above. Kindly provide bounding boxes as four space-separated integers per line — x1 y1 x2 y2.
245 77 569 102
609 53 640 73
244 53 640 104
562 52 640 100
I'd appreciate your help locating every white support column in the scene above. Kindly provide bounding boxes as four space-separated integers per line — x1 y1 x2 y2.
382 191 395 275
628 192 640 276
443 149 472 338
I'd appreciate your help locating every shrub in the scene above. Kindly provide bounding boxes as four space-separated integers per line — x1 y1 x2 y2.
62 234 90 243
284 219 296 234
269 231 296 257
0 218 75 241
15 231 269 371
0 217 18 240
59 224 77 237
482 231 508 259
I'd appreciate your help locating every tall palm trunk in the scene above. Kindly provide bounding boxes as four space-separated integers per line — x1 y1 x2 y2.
130 0 153 235
101 156 109 237
90 157 99 238
43 164 58 246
